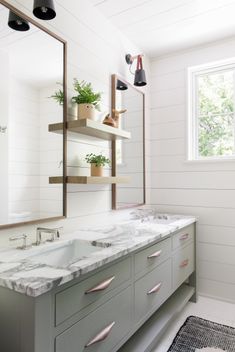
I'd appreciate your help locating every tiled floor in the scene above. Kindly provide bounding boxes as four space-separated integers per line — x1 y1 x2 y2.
151 296 235 352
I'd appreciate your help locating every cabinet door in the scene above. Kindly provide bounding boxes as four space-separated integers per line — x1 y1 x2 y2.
134 238 171 276
56 287 132 352
173 242 195 290
134 259 171 323
55 257 131 325
172 224 194 250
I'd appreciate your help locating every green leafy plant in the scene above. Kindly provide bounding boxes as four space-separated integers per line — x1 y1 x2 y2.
50 83 64 105
85 153 110 167
72 79 101 110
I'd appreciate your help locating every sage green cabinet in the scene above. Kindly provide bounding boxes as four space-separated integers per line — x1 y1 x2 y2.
56 287 132 352
134 237 171 277
134 258 172 323
0 222 196 352
56 257 131 326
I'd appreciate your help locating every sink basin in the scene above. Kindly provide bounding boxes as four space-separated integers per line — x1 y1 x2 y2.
28 239 106 268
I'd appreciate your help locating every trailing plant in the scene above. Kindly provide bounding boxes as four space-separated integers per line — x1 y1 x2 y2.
72 79 101 110
50 83 64 105
85 153 110 167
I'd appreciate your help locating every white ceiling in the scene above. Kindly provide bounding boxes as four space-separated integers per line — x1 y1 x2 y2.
90 0 235 58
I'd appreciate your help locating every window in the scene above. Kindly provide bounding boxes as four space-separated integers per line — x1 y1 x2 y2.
188 59 235 160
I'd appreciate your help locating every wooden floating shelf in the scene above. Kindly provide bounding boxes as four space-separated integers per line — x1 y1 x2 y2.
49 176 130 184
49 119 131 141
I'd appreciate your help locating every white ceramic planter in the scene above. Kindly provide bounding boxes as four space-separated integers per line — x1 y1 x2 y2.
77 103 96 120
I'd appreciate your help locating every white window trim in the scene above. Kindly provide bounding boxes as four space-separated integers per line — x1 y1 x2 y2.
187 57 235 161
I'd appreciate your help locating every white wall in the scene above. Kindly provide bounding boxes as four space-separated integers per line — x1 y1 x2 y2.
0 0 150 245
39 84 63 218
9 78 40 219
0 51 9 223
150 38 235 303
117 88 144 207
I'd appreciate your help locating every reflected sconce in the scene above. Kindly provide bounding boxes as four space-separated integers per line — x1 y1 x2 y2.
33 0 56 20
125 54 147 87
8 11 30 31
116 79 128 91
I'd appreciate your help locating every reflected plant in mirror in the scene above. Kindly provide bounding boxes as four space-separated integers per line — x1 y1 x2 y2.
112 75 145 209
50 82 64 105
0 2 66 228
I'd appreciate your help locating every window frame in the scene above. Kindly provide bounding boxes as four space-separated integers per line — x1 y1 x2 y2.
187 58 235 161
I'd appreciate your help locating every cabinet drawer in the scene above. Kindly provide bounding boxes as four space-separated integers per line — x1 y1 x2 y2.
134 238 171 275
173 242 195 290
134 259 171 323
55 257 131 326
56 287 132 352
172 224 194 250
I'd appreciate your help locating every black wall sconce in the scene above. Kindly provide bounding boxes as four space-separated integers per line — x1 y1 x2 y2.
125 54 147 87
116 79 128 91
33 0 56 20
8 11 30 31
8 0 56 31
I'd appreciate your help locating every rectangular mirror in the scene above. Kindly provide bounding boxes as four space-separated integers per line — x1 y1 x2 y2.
112 74 145 209
0 1 66 229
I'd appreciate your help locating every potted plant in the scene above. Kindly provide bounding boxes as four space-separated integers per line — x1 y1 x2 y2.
85 153 110 177
72 79 101 120
50 83 64 105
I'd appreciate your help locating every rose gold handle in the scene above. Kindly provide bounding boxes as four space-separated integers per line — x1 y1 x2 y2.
85 276 115 294
180 259 189 268
180 233 189 241
147 282 162 295
147 250 162 259
85 321 115 348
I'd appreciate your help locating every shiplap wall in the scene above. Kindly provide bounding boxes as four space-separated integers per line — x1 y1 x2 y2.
117 88 144 206
150 38 235 303
0 51 9 222
0 0 150 246
39 84 63 218
9 78 40 219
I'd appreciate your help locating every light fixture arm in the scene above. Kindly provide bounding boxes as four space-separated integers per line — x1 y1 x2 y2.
125 53 144 65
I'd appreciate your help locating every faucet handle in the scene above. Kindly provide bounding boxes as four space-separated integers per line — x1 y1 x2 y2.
9 234 31 250
47 227 63 242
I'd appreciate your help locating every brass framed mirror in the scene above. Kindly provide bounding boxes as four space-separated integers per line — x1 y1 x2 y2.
111 74 146 209
0 0 67 229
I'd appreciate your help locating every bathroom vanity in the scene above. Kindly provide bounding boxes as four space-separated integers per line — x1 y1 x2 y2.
0 213 196 352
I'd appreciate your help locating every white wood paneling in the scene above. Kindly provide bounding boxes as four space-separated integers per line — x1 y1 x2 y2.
91 0 235 58
150 37 235 302
0 0 150 246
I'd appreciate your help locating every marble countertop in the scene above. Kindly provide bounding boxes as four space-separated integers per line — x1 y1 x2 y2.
0 211 196 297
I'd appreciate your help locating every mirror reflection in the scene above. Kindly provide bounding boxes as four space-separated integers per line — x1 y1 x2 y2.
113 75 145 209
0 4 64 227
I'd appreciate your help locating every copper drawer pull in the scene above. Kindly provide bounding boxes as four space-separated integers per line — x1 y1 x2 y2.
180 259 189 268
147 282 162 295
147 250 162 259
85 321 115 347
85 276 115 294
180 233 189 241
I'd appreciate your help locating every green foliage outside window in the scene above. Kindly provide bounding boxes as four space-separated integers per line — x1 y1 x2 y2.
197 70 235 157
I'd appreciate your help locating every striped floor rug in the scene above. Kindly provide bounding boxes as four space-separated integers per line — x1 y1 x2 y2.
167 316 235 352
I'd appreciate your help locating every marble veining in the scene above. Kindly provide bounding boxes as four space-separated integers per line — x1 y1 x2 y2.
0 210 196 297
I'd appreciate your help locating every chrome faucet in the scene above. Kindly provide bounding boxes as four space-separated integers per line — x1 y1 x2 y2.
9 234 30 250
35 227 63 246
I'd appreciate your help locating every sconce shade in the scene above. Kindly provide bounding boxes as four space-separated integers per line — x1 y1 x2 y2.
134 69 147 87
134 55 147 86
117 79 128 91
33 0 56 20
8 11 30 31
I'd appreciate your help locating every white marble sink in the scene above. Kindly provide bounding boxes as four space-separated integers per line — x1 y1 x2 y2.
27 239 107 268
